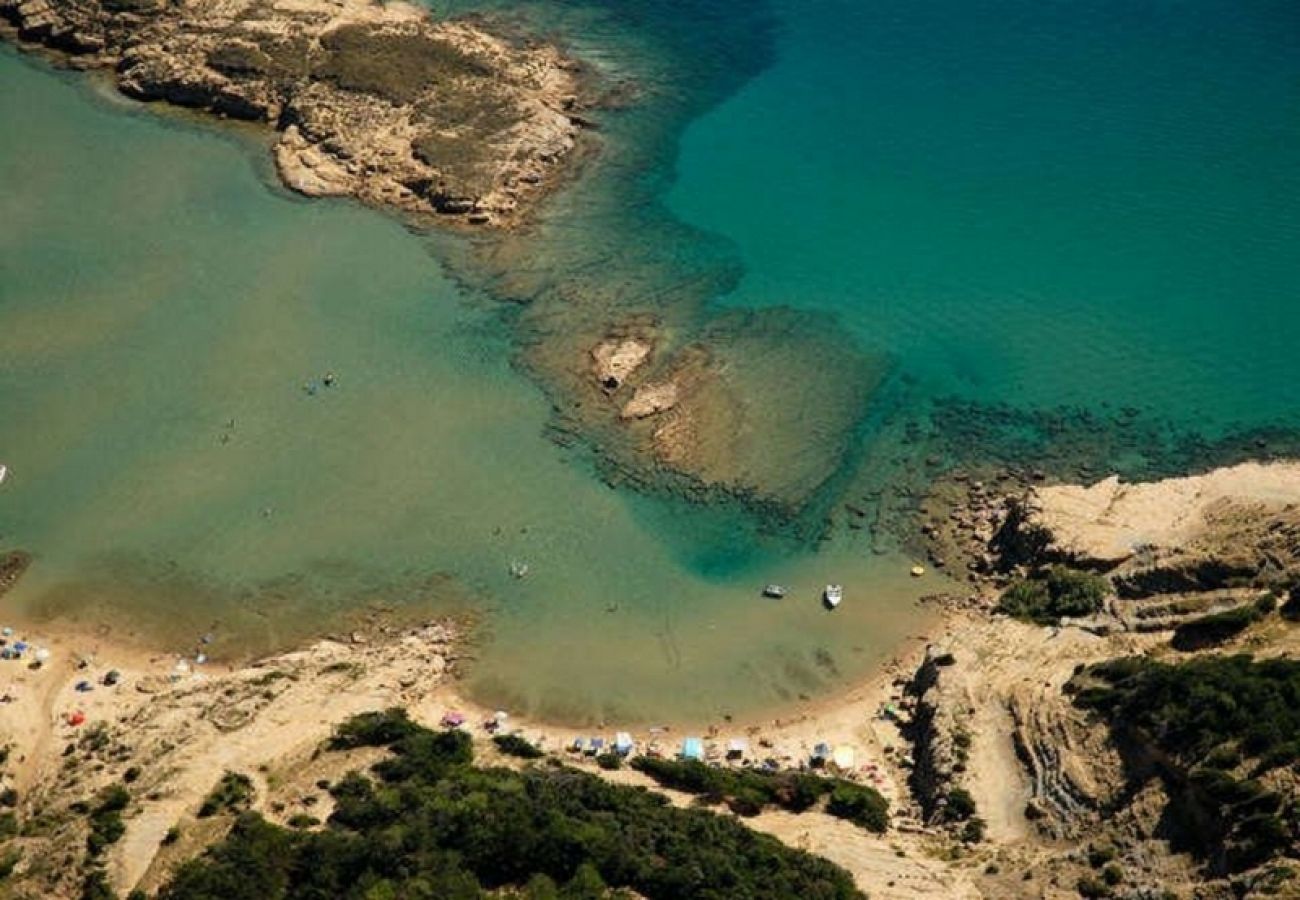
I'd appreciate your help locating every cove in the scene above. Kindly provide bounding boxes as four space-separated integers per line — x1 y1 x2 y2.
0 46 933 725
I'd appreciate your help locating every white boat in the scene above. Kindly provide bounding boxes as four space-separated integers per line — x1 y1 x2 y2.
823 584 843 610
762 584 786 599
508 560 529 579
0 464 7 485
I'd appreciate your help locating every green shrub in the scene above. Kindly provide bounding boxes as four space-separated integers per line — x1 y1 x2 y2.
1076 874 1112 898
1101 863 1124 886
825 783 889 833
86 784 130 856
313 25 489 105
997 566 1108 625
944 787 977 821
197 772 254 818
1172 605 1261 651
629 757 842 817
594 752 621 771
493 733 544 760
0 846 20 881
328 708 420 750
959 816 986 844
1087 843 1117 868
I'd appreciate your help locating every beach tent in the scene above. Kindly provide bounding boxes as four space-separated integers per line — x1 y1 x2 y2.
726 739 748 760
570 736 587 753
588 737 606 755
681 737 704 761
614 732 634 755
832 745 856 770
811 742 832 767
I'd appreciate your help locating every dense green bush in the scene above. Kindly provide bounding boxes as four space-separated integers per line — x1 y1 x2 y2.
943 787 977 821
997 566 1108 625
631 757 888 832
825 783 889 833
1073 654 1300 873
86 784 130 857
327 708 421 750
492 733 544 760
595 752 622 771
196 772 254 819
1172 605 1262 651
153 714 863 899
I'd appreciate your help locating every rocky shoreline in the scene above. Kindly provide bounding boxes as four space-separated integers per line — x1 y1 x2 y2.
1 0 593 230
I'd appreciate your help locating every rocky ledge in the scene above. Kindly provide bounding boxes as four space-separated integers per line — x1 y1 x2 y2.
1 0 591 228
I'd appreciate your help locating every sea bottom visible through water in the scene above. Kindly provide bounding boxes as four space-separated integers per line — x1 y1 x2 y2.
4 0 1299 726
0 50 935 726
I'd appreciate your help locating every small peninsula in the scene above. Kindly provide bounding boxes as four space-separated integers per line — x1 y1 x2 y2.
1 0 589 228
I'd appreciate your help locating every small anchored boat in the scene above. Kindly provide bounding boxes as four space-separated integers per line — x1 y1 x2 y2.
823 584 843 610
509 560 529 579
762 584 786 599
0 464 7 486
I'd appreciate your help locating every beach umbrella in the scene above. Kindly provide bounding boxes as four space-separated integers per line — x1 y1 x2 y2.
12 641 28 653
34 648 51 663
832 745 856 770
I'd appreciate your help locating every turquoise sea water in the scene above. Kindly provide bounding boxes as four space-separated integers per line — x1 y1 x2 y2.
667 0 1300 428
3 0 1298 721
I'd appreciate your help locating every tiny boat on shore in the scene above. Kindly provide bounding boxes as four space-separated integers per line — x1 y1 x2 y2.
762 584 786 599
823 584 843 610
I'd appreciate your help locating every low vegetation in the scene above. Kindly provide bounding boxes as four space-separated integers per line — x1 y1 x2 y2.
314 26 488 105
153 710 862 899
85 784 130 857
1071 655 1300 873
491 733 544 760
1171 603 1266 651
630 757 888 832
997 566 1109 625
196 772 254 819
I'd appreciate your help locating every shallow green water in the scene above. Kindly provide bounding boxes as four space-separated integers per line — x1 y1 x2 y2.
0 51 932 724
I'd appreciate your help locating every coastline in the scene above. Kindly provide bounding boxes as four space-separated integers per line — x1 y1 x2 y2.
5 458 1300 897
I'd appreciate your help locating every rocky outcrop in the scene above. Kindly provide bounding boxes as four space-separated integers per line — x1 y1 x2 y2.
1 0 590 229
905 645 970 826
591 336 652 391
968 464 1300 605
